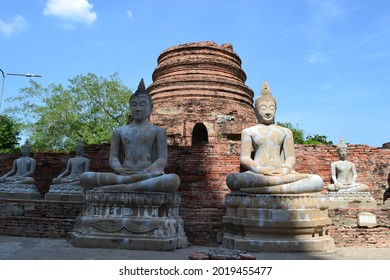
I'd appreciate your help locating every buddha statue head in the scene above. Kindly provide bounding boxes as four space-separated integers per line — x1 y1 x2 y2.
75 140 84 156
336 136 348 160
21 141 31 157
129 79 153 122
254 80 277 125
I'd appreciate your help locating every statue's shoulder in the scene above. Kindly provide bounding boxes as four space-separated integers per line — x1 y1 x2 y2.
242 124 259 134
25 156 36 163
276 125 293 136
114 124 132 135
150 123 166 133
275 124 290 132
113 125 126 132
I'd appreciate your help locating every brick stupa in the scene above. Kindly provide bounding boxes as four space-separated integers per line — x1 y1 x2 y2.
148 41 256 146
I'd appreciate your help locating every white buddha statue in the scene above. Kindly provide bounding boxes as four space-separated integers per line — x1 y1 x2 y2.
327 137 369 193
226 81 323 194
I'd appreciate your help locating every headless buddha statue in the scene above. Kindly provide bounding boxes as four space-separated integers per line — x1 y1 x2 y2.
226 81 323 194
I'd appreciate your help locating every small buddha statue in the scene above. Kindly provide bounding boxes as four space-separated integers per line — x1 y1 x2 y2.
0 141 36 185
79 79 180 192
52 141 90 186
327 137 369 193
226 80 323 194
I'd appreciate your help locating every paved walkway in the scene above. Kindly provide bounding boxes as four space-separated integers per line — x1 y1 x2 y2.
0 235 389 260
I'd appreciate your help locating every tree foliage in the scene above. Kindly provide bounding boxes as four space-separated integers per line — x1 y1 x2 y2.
5 73 132 151
277 122 332 145
0 114 21 153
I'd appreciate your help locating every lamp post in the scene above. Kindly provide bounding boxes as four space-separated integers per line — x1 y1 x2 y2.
0 68 42 112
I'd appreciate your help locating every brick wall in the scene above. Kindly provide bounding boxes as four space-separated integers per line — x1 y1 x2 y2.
328 207 390 247
166 142 239 245
294 144 390 202
0 199 82 238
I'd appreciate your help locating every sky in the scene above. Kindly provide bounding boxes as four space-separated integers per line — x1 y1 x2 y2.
1 0 389 147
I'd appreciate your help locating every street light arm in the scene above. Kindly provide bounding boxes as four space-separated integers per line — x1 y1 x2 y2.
6 73 42 77
0 68 42 112
0 69 42 78
25 74 42 77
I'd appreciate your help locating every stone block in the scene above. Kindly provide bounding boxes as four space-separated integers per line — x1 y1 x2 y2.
327 192 377 209
0 184 42 200
45 184 84 202
358 212 377 228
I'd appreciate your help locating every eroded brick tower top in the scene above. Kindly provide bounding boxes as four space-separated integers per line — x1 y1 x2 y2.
148 41 256 146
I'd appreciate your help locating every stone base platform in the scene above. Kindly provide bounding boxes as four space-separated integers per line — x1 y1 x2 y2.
222 193 335 253
68 190 188 251
45 184 84 201
189 248 256 260
0 183 41 199
327 192 376 209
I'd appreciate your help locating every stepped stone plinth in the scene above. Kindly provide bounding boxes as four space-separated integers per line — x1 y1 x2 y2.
69 190 188 251
45 184 84 201
0 183 41 199
327 192 376 209
222 193 335 252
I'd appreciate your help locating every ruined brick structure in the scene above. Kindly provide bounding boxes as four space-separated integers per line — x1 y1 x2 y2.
148 41 256 146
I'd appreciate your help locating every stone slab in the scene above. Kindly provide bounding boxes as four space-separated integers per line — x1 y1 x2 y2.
357 212 377 228
45 184 84 201
68 234 186 251
327 192 377 209
0 184 42 200
44 193 84 201
223 235 335 253
0 191 41 200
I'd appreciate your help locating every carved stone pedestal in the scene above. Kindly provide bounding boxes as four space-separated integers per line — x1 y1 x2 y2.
45 184 84 201
222 193 335 252
327 192 376 209
69 190 188 251
0 183 41 199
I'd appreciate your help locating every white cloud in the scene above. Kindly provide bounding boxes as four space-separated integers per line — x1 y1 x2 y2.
306 51 327 64
0 15 28 37
126 10 134 19
43 0 97 25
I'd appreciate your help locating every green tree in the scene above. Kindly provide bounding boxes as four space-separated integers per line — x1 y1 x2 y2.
5 73 132 151
0 114 21 153
305 134 333 145
277 122 305 144
277 122 332 145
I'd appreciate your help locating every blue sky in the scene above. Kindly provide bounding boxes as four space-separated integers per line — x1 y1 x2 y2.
1 0 389 147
